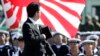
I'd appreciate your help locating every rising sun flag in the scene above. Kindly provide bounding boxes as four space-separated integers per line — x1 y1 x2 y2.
1 0 85 38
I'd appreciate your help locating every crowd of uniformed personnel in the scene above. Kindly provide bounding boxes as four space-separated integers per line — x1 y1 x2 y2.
1 1 100 56
79 15 100 32
0 30 100 56
0 30 24 56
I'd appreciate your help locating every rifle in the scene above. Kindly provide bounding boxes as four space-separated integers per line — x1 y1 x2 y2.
9 31 16 53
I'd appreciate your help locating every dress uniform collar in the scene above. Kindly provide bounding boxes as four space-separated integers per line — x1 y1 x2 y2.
69 52 83 56
56 45 61 49
93 47 98 55
5 41 10 45
18 47 23 53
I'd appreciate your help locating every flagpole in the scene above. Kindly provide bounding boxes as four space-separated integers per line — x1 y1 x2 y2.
0 18 6 27
1 0 8 19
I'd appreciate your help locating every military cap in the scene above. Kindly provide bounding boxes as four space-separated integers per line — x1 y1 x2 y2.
81 40 94 45
68 38 81 44
0 30 9 37
11 32 23 40
0 30 9 34
87 35 99 41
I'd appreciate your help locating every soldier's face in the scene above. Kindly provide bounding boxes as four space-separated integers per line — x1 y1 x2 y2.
0 34 6 44
70 43 79 50
70 43 79 53
18 41 24 49
84 44 92 52
54 35 63 45
0 35 4 44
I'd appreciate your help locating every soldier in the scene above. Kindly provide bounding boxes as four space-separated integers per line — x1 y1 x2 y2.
0 30 13 56
68 38 83 56
87 35 99 56
13 34 24 56
81 40 94 56
0 30 9 45
0 30 6 56
51 33 69 56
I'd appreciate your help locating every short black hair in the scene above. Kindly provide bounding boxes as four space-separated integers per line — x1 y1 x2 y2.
27 2 39 17
18 36 24 41
53 33 62 37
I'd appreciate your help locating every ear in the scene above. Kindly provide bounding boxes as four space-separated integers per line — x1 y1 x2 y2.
34 11 39 16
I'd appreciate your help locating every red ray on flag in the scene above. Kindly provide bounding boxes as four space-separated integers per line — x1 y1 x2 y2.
1 0 38 29
1 0 85 38
39 0 85 38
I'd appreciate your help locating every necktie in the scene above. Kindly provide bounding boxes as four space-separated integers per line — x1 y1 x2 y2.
35 24 39 30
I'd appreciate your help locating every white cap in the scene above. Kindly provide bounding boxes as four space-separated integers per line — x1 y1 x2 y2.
11 32 22 40
52 31 69 38
87 35 99 41
81 40 94 45
0 30 9 35
68 38 81 43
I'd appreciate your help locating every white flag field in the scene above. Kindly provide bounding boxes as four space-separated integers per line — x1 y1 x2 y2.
1 0 85 38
